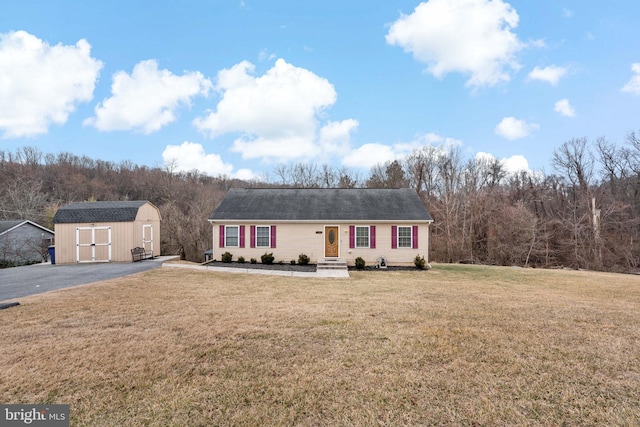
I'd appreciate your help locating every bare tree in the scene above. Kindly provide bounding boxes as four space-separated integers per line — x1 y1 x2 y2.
366 160 409 188
0 177 48 223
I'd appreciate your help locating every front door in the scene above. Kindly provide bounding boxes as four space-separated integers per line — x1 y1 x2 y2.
324 226 339 257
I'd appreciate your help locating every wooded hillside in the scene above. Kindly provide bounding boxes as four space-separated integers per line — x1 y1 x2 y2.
2 133 639 272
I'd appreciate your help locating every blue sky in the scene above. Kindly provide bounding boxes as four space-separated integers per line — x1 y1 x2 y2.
2 0 639 180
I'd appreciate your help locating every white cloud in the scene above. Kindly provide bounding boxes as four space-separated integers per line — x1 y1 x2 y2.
528 65 567 86
495 116 539 140
476 152 529 174
342 132 458 170
502 154 529 173
194 58 356 163
415 132 463 149
230 134 319 161
258 49 277 62
234 168 259 181
622 63 640 95
563 8 574 18
162 141 239 177
85 60 212 133
0 30 102 138
554 98 576 117
318 119 359 158
342 143 398 169
386 0 523 88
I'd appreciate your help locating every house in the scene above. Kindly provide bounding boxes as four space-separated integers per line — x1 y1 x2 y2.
0 220 54 265
208 188 434 266
52 201 161 264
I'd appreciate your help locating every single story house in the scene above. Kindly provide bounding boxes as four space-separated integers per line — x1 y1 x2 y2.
0 220 54 265
208 188 434 267
53 201 161 264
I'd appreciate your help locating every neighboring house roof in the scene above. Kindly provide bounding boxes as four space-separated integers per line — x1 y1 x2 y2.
53 201 149 224
0 220 54 236
210 188 433 222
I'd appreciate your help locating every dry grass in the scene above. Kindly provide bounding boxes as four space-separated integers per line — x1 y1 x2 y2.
2 264 640 426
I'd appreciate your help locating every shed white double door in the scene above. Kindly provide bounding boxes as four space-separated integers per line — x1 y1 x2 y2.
76 226 112 263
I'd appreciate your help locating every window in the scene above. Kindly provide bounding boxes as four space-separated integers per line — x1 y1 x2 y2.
355 226 369 248
397 226 412 248
250 225 276 248
225 226 239 247
349 225 376 249
256 226 270 247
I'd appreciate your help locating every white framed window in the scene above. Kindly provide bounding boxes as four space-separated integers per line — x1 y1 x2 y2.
397 226 412 248
256 226 270 247
355 226 370 248
225 226 239 247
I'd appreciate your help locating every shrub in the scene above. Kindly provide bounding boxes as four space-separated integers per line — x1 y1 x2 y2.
355 257 366 269
278 260 284 265
290 259 296 265
221 252 233 263
298 253 310 265
250 258 257 264
414 254 426 270
261 252 274 265
237 256 246 264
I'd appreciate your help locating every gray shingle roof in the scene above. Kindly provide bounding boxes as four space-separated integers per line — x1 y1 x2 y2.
53 201 148 224
0 220 25 235
0 220 54 235
209 188 433 222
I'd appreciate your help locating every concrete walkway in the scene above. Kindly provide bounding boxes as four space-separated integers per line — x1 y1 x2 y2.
162 262 350 278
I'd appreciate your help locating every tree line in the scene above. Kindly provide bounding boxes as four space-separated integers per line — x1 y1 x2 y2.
1 134 639 272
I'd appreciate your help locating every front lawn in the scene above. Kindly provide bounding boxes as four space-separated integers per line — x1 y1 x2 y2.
2 264 639 425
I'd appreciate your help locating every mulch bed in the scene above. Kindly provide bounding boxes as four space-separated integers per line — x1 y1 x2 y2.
207 261 424 273
207 261 317 272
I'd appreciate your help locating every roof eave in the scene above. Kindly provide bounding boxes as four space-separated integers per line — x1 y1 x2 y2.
208 218 433 224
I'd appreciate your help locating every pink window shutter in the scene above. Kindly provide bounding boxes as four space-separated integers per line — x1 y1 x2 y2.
391 226 397 249
219 225 225 248
270 225 276 248
239 225 245 248
370 225 376 249
349 226 355 249
250 226 256 248
412 225 419 249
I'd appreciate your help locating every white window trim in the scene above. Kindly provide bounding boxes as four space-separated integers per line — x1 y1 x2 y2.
355 225 370 249
397 225 413 249
255 225 271 248
225 225 239 248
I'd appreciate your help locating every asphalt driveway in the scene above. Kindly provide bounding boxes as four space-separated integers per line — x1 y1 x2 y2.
0 257 174 303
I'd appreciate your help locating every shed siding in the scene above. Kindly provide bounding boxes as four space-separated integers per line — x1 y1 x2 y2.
212 221 430 266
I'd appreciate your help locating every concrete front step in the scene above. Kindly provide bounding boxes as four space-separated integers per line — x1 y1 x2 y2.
316 258 349 277
316 258 350 277
316 258 348 270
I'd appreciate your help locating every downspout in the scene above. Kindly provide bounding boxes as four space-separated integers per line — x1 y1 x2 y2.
210 220 215 259
426 220 433 265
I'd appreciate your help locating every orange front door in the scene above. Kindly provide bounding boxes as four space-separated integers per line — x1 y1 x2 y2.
325 226 339 257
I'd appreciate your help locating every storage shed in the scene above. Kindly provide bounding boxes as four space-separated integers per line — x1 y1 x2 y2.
53 201 161 264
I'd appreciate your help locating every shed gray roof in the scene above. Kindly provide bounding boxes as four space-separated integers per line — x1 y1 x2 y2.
53 201 149 224
209 188 433 222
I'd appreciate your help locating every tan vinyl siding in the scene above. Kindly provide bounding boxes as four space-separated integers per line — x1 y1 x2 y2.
211 221 431 266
